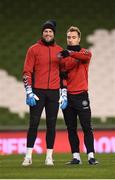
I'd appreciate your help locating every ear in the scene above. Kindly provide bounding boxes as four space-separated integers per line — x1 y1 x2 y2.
78 37 81 43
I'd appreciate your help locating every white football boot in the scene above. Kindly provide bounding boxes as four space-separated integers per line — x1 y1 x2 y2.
22 157 32 166
45 157 54 166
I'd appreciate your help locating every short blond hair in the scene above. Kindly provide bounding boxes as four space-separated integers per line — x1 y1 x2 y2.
67 26 81 38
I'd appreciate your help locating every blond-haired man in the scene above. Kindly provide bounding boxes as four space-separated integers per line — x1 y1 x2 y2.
59 26 98 165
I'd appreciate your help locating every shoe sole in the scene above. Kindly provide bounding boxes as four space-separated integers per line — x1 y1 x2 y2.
89 162 99 165
45 164 54 166
65 161 82 165
22 161 32 166
22 163 32 166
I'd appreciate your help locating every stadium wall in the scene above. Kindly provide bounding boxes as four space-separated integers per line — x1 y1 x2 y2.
0 130 115 155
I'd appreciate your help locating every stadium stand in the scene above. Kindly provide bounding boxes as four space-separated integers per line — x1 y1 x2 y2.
0 29 115 121
87 30 115 119
0 0 115 129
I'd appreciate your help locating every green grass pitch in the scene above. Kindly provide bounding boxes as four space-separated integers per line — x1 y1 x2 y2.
0 153 115 179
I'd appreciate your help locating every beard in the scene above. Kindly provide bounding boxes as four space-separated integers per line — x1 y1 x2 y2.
41 37 55 46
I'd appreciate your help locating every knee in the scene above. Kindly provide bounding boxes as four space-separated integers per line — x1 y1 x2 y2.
82 126 93 134
30 115 39 128
47 117 56 129
67 126 77 132
28 126 38 135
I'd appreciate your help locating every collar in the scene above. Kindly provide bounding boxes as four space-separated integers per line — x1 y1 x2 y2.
67 45 81 52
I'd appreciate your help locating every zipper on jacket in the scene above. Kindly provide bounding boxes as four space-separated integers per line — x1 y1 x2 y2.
48 47 51 89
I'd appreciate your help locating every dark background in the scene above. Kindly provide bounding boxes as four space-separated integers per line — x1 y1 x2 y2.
0 0 115 129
